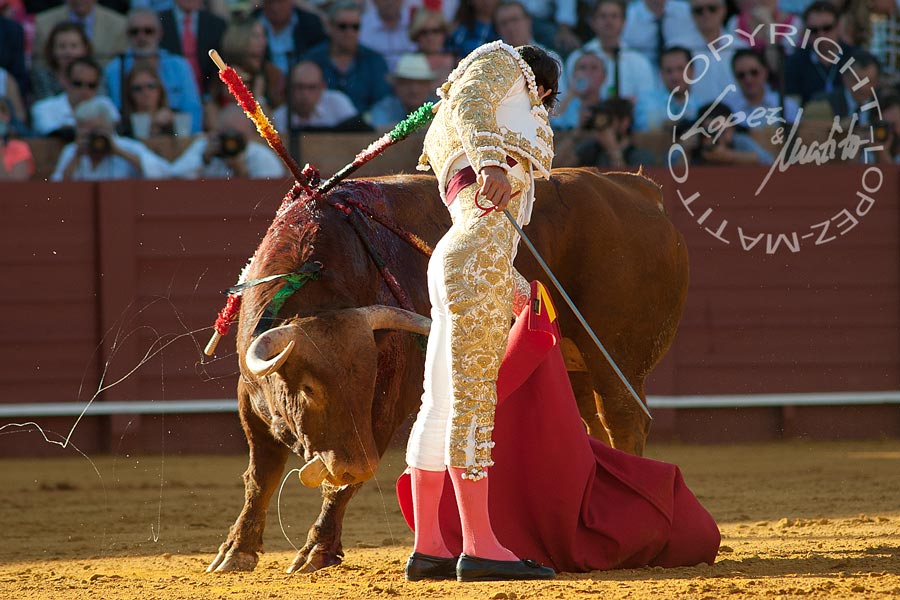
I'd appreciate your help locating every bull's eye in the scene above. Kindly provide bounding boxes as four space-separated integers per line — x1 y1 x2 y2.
301 384 314 397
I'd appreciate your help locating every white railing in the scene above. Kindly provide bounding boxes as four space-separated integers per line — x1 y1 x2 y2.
0 391 898 418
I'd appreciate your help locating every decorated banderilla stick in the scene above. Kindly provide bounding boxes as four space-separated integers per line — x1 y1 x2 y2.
203 49 299 356
208 49 307 186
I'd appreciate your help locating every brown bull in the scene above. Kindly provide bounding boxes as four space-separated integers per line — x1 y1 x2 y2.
207 167 689 574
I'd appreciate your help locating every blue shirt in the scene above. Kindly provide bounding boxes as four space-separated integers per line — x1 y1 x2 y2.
367 95 410 129
262 12 298 74
732 132 773 165
303 42 391 113
67 7 96 39
633 88 699 133
104 49 203 134
449 22 499 59
550 96 586 131
725 87 800 128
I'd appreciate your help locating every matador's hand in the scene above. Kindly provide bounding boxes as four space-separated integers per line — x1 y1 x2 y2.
478 165 512 211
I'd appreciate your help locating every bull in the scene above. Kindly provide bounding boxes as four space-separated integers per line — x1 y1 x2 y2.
207 167 689 574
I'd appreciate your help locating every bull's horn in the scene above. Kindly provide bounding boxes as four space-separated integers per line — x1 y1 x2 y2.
354 306 431 335
298 456 329 487
245 325 297 378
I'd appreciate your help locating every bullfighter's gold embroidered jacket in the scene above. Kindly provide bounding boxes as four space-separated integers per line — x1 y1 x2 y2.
417 41 554 201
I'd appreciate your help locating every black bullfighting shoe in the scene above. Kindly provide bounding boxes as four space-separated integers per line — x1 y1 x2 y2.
405 552 459 581
456 554 556 581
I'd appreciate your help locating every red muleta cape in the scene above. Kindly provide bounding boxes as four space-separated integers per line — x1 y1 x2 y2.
397 282 720 572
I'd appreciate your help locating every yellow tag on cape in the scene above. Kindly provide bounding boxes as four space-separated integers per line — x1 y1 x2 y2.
534 281 557 324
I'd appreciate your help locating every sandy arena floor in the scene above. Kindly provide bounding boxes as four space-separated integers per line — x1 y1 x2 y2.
0 440 898 600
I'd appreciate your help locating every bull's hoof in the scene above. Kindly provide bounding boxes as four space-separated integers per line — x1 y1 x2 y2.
206 544 259 573
285 547 342 573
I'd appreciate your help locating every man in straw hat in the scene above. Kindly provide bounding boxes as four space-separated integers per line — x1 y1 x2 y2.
404 41 560 582
367 52 436 130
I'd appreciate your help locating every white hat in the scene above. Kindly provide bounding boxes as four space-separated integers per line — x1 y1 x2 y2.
391 53 436 81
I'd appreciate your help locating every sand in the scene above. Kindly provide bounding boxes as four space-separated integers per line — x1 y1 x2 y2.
1 440 898 599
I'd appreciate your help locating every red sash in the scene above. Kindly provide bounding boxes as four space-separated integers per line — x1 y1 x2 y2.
444 156 518 206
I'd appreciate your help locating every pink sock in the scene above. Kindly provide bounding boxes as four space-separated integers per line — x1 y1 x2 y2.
410 467 453 557
448 467 518 561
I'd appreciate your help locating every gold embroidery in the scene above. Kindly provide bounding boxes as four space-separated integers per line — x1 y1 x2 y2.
442 175 530 478
419 47 555 185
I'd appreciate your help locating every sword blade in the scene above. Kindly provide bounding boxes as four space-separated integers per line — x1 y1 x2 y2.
503 209 653 421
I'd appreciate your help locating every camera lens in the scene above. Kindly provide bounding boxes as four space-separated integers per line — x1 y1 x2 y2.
88 131 111 155
217 130 247 158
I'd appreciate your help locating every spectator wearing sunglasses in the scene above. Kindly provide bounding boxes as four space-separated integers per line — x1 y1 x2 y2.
31 56 121 138
785 2 854 105
725 0 800 81
408 9 455 85
103 8 203 134
726 49 799 128
303 0 391 113
681 0 738 106
119 63 183 138
272 60 359 132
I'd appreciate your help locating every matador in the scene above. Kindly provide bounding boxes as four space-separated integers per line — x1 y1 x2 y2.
404 41 560 582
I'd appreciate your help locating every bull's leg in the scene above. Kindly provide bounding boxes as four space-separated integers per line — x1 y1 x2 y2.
594 375 651 456
286 482 361 573
562 337 612 445
568 370 612 446
208 385 289 573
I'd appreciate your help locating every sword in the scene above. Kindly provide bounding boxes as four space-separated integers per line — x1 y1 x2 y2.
502 209 653 421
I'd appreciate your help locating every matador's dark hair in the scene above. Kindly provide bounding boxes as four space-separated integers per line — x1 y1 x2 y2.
516 45 561 111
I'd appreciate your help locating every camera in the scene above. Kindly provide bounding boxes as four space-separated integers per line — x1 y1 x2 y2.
87 131 112 155
872 120 891 144
216 129 247 158
582 104 613 131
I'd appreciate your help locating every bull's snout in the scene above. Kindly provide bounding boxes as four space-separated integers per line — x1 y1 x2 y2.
317 452 379 486
335 456 380 485
300 453 380 487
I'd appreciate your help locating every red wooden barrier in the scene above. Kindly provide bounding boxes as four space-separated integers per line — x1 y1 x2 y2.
0 165 897 456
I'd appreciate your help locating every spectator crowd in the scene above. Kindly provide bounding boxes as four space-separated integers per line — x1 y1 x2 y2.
1 0 899 181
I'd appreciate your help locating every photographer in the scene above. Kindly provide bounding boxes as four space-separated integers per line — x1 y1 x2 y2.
171 104 286 179
50 96 172 181
681 101 773 166
571 98 655 169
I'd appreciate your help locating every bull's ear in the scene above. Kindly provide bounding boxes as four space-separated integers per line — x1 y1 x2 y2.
352 306 431 335
245 325 298 378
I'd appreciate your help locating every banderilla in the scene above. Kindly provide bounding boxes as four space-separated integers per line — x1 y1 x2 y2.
502 209 653 421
